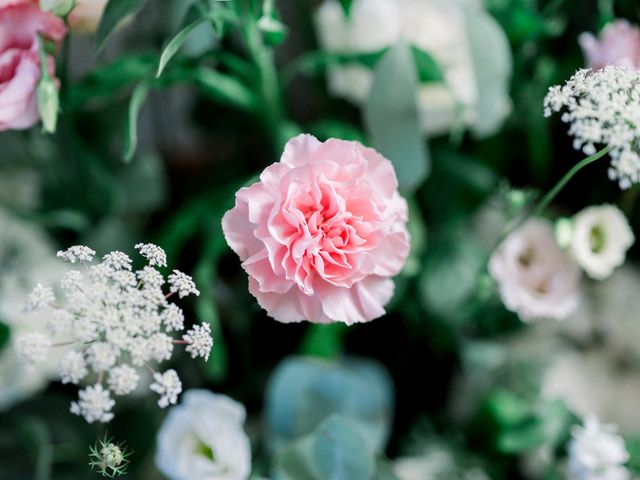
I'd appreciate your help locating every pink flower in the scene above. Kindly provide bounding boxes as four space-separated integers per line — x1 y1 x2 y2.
0 0 66 131
579 20 640 70
222 134 410 325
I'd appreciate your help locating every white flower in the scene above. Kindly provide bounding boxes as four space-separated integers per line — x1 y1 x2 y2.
86 342 118 373
59 351 88 385
568 416 630 480
0 208 67 410
168 270 200 298
568 205 634 280
135 243 167 267
16 333 52 364
147 333 174 362
489 219 581 321
150 369 182 408
14 243 209 423
161 304 184 331
108 365 140 395
57 245 96 263
314 0 511 137
70 384 115 423
22 284 55 313
102 251 132 271
183 323 213 361
544 66 640 189
155 389 251 480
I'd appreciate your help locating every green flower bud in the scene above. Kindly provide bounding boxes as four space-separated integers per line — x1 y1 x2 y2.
37 76 59 134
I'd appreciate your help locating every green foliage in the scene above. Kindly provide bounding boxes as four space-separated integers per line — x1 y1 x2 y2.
275 415 376 480
0 321 9 351
265 356 394 454
95 0 149 54
464 4 513 138
364 42 430 194
123 79 151 163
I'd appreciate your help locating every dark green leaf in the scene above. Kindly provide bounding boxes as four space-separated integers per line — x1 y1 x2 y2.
0 321 10 351
185 67 258 112
411 46 444 83
95 0 149 54
123 79 151 163
363 42 430 194
339 0 353 15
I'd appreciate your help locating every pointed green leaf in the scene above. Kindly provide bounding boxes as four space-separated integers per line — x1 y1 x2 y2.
157 17 211 78
363 42 430 194
95 0 149 54
123 79 151 163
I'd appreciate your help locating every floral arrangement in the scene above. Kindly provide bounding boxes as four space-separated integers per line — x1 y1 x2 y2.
2 0 640 479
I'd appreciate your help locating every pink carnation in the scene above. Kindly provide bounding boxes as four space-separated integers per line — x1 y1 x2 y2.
579 19 640 70
222 134 410 325
0 0 66 131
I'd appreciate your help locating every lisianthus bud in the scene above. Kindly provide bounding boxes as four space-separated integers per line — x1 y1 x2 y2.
554 217 574 250
45 0 77 18
37 76 59 134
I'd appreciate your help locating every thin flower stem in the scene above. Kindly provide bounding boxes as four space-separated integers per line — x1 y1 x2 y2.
51 340 77 348
488 146 610 258
530 146 610 220
172 340 188 345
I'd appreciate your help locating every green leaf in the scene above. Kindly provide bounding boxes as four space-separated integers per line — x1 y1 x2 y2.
186 67 258 112
411 46 444 83
157 17 212 78
312 415 376 480
464 5 512 138
95 0 149 54
123 79 151 163
0 321 10 351
265 356 394 454
339 0 353 15
363 42 430 194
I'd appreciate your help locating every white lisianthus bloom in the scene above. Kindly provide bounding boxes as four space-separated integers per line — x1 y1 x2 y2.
569 205 634 280
489 219 581 321
0 208 66 410
567 416 630 480
155 389 251 480
314 0 512 137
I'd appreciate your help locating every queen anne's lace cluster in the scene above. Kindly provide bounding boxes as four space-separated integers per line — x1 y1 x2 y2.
16 244 212 423
544 66 640 189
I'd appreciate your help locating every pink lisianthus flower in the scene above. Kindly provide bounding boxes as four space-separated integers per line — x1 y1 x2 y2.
579 19 640 70
222 134 411 325
0 0 66 131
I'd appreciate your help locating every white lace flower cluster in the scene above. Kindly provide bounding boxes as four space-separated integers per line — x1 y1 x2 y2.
568 416 630 480
16 244 212 423
544 66 640 189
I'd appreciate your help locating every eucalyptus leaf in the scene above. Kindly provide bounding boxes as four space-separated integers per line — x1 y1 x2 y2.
312 415 376 480
265 356 394 454
95 0 149 54
464 5 513 138
363 42 430 194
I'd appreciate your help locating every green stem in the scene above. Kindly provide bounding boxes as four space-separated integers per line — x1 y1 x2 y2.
530 145 610 219
239 1 286 152
492 146 610 252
